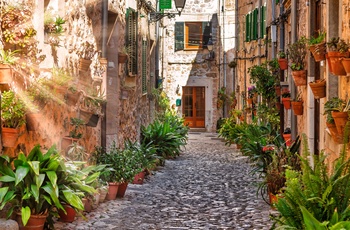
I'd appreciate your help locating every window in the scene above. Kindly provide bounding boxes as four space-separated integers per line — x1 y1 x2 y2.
175 22 211 51
245 6 266 42
142 40 147 94
126 8 138 75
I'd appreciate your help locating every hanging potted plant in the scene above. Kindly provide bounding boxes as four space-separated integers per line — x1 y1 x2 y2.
309 79 326 99
277 51 288 70
282 127 292 146
281 90 291 110
326 37 349 76
77 41 96 72
291 93 303 116
78 91 105 127
0 49 19 84
288 37 307 86
324 97 349 136
308 31 326 62
324 98 344 143
1 90 26 147
247 85 257 104
118 46 130 64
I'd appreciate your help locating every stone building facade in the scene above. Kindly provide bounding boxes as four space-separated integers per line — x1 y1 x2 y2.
0 0 156 156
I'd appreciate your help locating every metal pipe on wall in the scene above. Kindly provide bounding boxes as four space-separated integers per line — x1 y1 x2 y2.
291 0 297 141
101 0 108 149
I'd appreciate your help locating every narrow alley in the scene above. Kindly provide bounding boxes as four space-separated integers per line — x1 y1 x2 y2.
55 132 273 230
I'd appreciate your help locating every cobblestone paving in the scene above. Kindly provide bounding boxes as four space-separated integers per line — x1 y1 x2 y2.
55 132 273 230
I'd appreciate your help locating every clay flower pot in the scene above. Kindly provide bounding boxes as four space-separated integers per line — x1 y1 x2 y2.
292 70 307 86
309 79 326 99
291 101 303 115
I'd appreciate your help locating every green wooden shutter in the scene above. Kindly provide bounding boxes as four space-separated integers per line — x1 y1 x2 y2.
159 0 172 9
250 12 253 41
245 14 250 42
175 22 184 51
126 8 138 75
253 9 258 40
142 40 147 94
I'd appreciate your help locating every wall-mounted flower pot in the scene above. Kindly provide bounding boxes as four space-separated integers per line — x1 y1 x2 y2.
282 133 292 146
79 108 100 127
26 112 42 132
278 58 288 70
0 64 13 84
327 51 347 76
331 111 349 135
281 97 291 110
326 122 343 144
247 98 253 105
291 101 303 115
309 79 326 99
118 53 128 63
292 70 307 86
124 75 136 88
309 42 326 62
341 58 350 76
79 58 92 72
1 127 19 148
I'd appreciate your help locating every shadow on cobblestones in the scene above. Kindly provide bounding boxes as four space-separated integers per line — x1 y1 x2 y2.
55 132 273 230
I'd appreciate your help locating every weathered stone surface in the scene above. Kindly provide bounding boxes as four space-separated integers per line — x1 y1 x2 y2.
0 219 18 230
55 132 273 229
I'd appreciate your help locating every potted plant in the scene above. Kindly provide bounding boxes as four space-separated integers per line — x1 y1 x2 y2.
277 51 288 70
78 90 105 127
291 93 304 116
309 79 326 99
217 87 228 108
1 90 26 147
281 90 291 110
282 127 292 146
0 49 19 84
327 37 349 76
324 97 349 136
61 117 85 154
288 37 307 86
324 98 344 143
118 46 129 64
308 31 326 62
77 41 96 71
0 145 95 229
247 85 257 104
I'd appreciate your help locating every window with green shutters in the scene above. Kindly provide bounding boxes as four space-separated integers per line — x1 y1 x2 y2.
142 40 147 94
126 8 138 75
174 22 211 51
245 7 266 42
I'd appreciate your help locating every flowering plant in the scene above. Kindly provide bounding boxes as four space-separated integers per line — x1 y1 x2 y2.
248 86 257 98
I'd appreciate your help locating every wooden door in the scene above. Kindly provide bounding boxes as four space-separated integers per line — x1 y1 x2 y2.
183 87 205 128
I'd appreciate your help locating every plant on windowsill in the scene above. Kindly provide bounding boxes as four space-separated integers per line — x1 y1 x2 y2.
288 37 307 86
308 30 326 62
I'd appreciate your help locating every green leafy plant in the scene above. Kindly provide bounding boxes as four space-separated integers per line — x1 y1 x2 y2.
68 117 85 139
278 51 286 59
248 62 277 100
287 37 307 71
1 90 26 128
66 142 88 162
308 31 326 45
0 49 19 65
327 37 350 53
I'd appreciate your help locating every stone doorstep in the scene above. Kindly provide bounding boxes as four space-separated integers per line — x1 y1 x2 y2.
0 219 18 230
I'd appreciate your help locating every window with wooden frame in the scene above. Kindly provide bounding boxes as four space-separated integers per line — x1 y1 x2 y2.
126 8 138 75
174 21 211 51
245 6 266 42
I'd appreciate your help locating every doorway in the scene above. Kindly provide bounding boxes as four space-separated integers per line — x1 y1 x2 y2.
182 86 205 128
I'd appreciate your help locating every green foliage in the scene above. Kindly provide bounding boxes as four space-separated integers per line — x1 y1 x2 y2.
1 90 26 128
248 62 277 100
327 37 350 53
141 111 188 165
324 97 346 124
0 49 19 65
69 117 85 139
0 145 94 228
151 88 170 118
288 37 307 71
308 31 326 45
273 133 350 229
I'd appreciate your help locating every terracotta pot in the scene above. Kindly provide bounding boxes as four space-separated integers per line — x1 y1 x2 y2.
26 112 42 132
98 187 108 203
331 111 349 134
247 98 253 105
309 42 326 62
79 108 100 127
133 171 146 184
326 122 343 144
281 97 291 110
283 133 292 147
309 80 326 99
341 57 350 76
275 85 281 97
106 182 119 200
292 70 307 86
278 58 288 70
0 64 13 84
327 51 348 76
118 53 128 63
79 58 92 72
268 193 278 207
236 144 242 149
65 91 81 106
1 127 20 148
82 198 92 213
291 101 303 115
117 182 128 198
58 204 76 223
16 213 48 230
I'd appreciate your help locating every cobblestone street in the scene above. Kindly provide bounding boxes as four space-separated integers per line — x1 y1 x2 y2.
55 132 273 230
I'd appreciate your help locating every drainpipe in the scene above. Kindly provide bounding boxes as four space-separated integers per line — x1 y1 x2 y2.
101 0 108 149
271 0 275 59
279 3 285 135
155 1 160 88
291 0 297 142
222 1 227 117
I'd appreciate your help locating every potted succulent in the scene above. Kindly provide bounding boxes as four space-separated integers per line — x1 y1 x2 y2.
0 145 95 229
277 51 288 70
327 37 350 76
77 41 96 71
1 90 26 147
288 37 307 86
308 31 326 62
